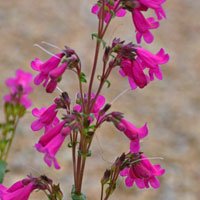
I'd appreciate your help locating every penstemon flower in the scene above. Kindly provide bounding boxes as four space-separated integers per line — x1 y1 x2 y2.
92 1 126 23
120 154 165 189
31 53 66 93
31 104 58 131
35 121 71 169
0 175 63 200
116 119 148 153
4 69 33 108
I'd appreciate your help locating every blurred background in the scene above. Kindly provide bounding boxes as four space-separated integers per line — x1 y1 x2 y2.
0 0 200 199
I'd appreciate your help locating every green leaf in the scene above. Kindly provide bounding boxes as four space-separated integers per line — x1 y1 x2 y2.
0 139 9 151
80 72 86 77
97 75 111 88
68 142 73 148
89 125 96 131
104 5 109 11
4 122 14 134
0 160 7 184
71 185 87 200
80 77 87 83
79 72 87 83
4 102 14 118
52 184 63 200
15 104 26 117
97 75 102 80
105 79 111 88
105 182 116 196
91 33 106 48
57 76 62 83
78 150 92 157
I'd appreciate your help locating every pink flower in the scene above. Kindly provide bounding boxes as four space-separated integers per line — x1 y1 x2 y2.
0 179 37 200
120 155 165 189
35 122 70 169
132 9 160 44
119 58 150 90
73 94 105 120
5 69 33 94
119 47 169 89
31 104 58 131
45 63 67 93
136 47 169 80
139 0 167 20
4 69 33 108
117 119 148 153
31 53 66 93
4 94 32 109
91 1 126 23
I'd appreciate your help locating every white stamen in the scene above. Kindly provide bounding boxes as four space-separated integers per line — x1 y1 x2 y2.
111 88 130 105
56 86 63 93
132 157 164 164
41 41 62 50
34 44 61 59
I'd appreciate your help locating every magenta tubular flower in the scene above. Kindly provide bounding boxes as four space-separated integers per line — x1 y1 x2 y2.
31 104 58 131
5 69 33 94
136 47 169 81
91 1 126 23
132 9 160 44
0 179 37 200
35 124 70 169
73 94 105 120
4 69 33 108
31 53 64 86
45 63 68 93
139 0 167 20
120 155 165 189
119 58 150 90
49 63 67 80
91 94 106 116
117 119 148 153
119 47 169 90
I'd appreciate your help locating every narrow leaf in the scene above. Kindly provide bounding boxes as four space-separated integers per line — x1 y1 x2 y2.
0 160 7 184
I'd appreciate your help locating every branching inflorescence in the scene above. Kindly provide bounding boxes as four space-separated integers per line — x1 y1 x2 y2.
0 0 169 199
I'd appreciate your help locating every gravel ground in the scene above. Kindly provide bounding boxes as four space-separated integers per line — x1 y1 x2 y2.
0 0 200 199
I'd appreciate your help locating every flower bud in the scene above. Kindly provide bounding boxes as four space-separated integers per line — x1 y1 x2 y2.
103 47 111 63
64 46 75 56
101 169 111 184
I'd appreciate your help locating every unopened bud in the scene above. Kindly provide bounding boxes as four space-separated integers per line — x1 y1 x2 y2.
101 169 111 184
103 47 111 63
62 92 71 105
64 46 75 55
111 112 124 120
99 104 111 116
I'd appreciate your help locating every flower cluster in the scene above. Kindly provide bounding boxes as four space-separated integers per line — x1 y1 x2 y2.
4 69 33 108
31 52 67 93
103 38 169 90
92 0 167 44
120 155 165 189
0 175 63 200
31 103 71 169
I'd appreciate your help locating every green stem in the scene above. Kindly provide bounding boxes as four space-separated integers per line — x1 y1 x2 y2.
101 183 104 200
87 0 105 113
4 116 19 161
